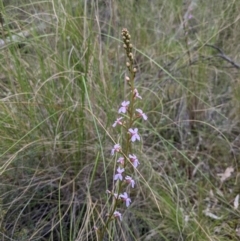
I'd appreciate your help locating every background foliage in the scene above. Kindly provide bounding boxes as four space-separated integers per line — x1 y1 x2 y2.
0 0 240 240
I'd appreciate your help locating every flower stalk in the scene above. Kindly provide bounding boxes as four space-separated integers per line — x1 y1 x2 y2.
96 28 147 241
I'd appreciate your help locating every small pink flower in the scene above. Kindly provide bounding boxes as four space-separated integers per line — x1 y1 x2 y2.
118 101 130 114
112 117 124 127
133 89 142 99
136 109 147 120
129 154 140 168
120 192 131 207
111 144 121 155
113 211 122 221
128 128 140 142
114 167 124 181
117 157 124 165
125 176 135 188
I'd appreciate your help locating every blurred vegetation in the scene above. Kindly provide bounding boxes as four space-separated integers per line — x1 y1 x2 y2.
0 0 240 240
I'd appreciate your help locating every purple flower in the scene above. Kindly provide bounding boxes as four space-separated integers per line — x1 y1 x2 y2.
117 157 124 165
118 101 130 114
136 109 147 120
128 128 140 142
129 154 140 168
111 144 121 155
120 192 131 207
125 176 135 188
133 89 142 99
113 211 122 221
114 167 125 181
112 117 124 127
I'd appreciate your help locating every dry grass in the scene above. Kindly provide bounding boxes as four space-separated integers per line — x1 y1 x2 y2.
0 0 240 240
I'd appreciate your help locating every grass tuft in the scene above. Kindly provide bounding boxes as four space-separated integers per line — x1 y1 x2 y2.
0 0 240 240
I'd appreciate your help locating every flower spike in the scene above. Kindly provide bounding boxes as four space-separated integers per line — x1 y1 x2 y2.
98 29 147 237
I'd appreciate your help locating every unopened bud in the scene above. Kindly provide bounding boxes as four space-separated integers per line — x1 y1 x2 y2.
125 76 130 82
133 68 137 72
126 62 130 67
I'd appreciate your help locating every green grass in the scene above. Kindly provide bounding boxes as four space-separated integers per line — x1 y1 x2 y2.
0 0 240 240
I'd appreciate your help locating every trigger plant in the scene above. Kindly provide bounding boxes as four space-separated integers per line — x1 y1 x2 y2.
96 28 148 240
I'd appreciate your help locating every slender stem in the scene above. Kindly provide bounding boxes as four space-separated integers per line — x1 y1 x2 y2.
98 28 136 241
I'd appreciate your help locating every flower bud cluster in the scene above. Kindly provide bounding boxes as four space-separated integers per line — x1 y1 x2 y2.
122 28 136 75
